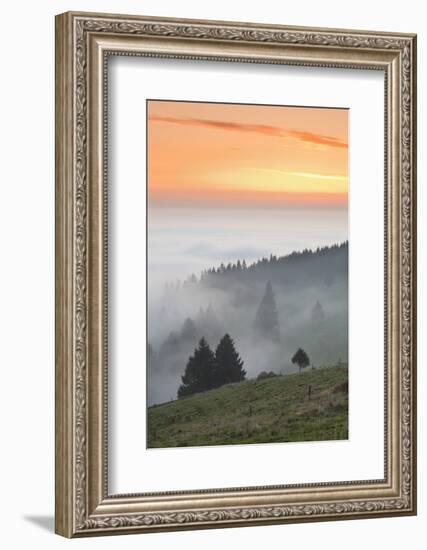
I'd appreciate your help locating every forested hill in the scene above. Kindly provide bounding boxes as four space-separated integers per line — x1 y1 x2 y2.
151 241 349 405
181 241 348 289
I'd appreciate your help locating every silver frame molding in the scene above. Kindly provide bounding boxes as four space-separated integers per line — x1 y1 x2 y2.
55 11 417 538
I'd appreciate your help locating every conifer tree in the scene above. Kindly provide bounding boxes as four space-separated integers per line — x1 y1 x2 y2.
177 338 215 398
291 348 310 374
180 317 198 341
254 281 280 341
214 334 246 387
311 300 326 322
147 343 158 377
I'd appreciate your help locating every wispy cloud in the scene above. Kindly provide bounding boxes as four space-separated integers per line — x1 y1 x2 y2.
288 171 348 181
149 116 282 137
287 130 347 149
149 115 348 149
253 168 347 181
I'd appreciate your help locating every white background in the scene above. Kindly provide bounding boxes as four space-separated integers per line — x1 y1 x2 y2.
0 1 424 548
109 59 385 493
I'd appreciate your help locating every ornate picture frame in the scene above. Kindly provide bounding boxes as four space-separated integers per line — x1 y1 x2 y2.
55 11 417 537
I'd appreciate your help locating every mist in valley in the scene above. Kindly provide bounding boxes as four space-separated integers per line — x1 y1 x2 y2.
147 207 348 406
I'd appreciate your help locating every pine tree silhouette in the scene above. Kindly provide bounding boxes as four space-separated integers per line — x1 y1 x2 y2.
197 304 222 341
177 338 216 398
147 343 158 377
214 334 246 387
311 300 326 322
180 317 198 341
291 348 310 374
254 281 280 341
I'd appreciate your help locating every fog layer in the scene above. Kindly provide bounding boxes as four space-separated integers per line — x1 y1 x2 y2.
148 206 348 405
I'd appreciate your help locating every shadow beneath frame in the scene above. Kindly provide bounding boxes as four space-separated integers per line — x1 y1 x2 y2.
23 515 55 533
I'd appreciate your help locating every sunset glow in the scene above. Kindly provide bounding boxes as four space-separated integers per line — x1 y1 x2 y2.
147 99 349 412
147 100 348 208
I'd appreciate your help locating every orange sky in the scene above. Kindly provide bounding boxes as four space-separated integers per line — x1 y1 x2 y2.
147 100 348 208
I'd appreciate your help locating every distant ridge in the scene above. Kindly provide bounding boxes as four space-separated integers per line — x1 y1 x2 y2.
194 241 348 288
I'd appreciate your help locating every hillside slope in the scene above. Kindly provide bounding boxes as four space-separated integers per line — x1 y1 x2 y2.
149 242 348 405
147 364 348 448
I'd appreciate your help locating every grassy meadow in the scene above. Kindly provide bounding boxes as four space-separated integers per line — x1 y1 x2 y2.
147 364 348 448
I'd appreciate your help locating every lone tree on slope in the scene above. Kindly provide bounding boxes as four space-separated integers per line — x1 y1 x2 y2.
254 281 280 341
214 334 246 387
177 338 216 398
292 348 310 374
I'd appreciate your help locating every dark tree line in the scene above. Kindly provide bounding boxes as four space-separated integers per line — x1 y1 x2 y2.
178 334 246 398
163 241 348 291
200 241 347 284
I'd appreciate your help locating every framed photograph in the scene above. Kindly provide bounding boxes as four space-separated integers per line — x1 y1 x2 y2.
55 11 417 537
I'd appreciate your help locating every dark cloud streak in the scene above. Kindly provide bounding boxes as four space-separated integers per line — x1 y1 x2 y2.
149 115 348 149
149 115 282 137
288 130 348 149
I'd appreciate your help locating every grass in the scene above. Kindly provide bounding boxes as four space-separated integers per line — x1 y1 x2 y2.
147 364 348 448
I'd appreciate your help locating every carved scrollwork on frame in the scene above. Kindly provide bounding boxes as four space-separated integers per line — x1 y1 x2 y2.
82 498 409 531
61 13 416 535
